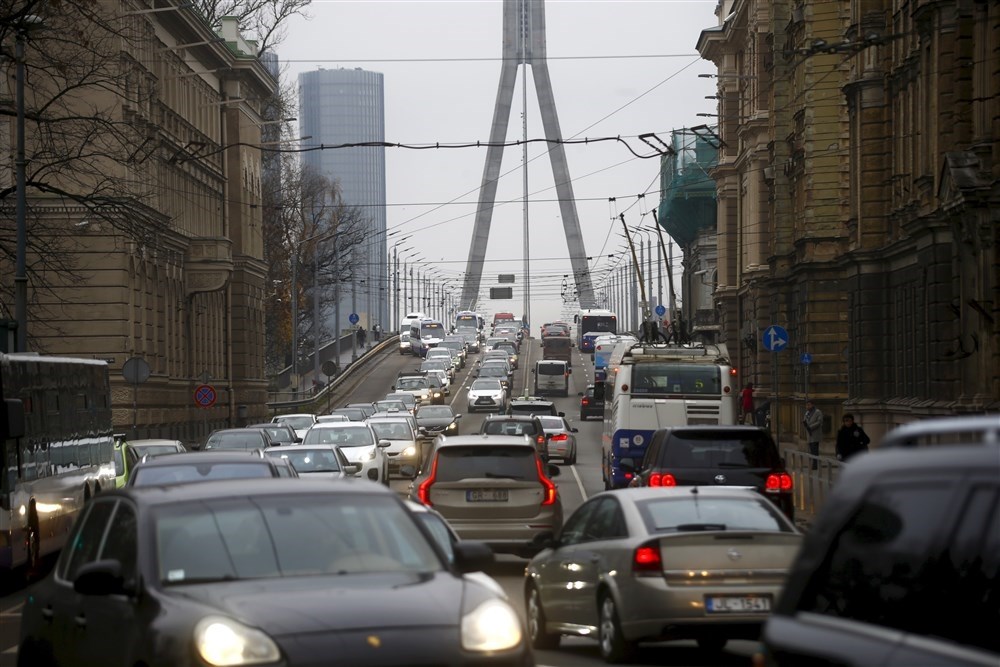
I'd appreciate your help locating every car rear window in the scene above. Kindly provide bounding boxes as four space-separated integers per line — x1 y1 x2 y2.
510 403 556 416
663 431 781 468
267 448 342 473
544 338 571 348
435 446 537 482
538 363 566 375
481 420 539 437
637 496 794 533
133 463 275 486
206 433 264 449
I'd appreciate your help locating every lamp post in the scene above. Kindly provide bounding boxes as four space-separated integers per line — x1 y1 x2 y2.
391 239 413 332
291 229 335 393
13 16 44 353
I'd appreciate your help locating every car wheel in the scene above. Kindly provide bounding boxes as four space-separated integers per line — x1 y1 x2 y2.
526 585 560 650
568 447 577 465
696 637 728 652
598 594 634 664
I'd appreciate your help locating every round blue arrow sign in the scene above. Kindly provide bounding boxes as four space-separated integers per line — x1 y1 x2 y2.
348 313 360 325
655 304 666 317
762 325 789 352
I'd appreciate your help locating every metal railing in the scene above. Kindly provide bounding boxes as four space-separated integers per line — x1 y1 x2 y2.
783 448 843 519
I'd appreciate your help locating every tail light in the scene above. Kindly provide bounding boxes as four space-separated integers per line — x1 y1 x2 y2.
581 398 590 406
550 433 568 442
417 455 438 505
536 434 546 447
647 472 676 487
536 458 557 506
632 543 662 576
765 472 793 492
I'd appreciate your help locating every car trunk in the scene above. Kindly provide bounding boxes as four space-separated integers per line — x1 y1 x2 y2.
657 532 802 585
429 446 542 520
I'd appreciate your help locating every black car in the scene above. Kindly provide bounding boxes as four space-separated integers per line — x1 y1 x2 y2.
127 451 298 486
479 414 550 462
758 415 1000 667
624 425 794 520
201 427 276 451
579 384 605 420
415 404 462 437
248 422 301 446
18 479 531 667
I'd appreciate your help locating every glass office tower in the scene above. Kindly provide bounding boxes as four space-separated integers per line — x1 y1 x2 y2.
298 67 387 339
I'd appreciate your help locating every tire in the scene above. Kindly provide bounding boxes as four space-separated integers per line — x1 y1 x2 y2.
568 447 577 465
598 594 634 664
526 585 560 650
696 637 728 652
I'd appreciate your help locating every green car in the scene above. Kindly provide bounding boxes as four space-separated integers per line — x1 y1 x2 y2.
113 438 187 488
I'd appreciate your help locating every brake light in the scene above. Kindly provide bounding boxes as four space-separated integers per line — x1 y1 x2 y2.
536 457 557 505
417 455 438 505
550 433 568 442
765 472 793 492
647 472 676 487
536 434 546 446
632 543 662 576
582 398 590 406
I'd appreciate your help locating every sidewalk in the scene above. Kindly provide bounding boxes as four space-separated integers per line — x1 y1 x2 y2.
286 339 380 400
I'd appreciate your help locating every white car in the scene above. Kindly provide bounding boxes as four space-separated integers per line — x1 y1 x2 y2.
467 378 507 413
300 422 390 485
271 413 318 441
367 416 421 478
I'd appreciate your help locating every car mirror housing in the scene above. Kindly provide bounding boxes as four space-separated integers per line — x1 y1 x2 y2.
377 439 392 448
453 540 495 573
73 559 130 597
344 463 362 476
399 464 417 478
528 531 557 551
546 464 561 478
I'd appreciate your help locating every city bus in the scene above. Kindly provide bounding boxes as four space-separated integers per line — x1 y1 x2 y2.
601 342 737 489
575 308 617 352
0 353 116 577
454 310 482 334
409 317 447 357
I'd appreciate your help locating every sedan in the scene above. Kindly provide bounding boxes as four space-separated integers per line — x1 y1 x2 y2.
524 486 802 662
538 415 578 464
302 422 390 485
18 480 531 667
415 404 462 438
264 445 360 479
127 451 298 486
468 378 507 413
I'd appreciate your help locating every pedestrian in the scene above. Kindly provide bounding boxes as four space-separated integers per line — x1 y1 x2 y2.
357 326 366 348
739 382 755 424
373 324 381 342
802 400 823 469
836 413 871 462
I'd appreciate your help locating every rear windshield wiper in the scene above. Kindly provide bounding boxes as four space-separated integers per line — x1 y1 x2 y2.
675 523 727 532
483 472 524 480
716 462 750 468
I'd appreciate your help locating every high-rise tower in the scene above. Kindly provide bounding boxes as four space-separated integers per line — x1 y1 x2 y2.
298 67 387 335
460 0 595 314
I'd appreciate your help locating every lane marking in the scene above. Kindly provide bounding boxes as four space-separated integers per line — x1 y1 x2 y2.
570 462 588 501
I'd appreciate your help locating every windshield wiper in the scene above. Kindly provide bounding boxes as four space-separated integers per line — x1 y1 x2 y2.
484 472 524 480
716 462 749 468
162 574 239 586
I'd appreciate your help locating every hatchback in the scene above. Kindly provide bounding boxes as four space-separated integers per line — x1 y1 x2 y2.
525 486 802 662
408 435 562 557
113 439 186 488
18 480 529 667
480 414 551 462
301 422 390 485
201 427 275 452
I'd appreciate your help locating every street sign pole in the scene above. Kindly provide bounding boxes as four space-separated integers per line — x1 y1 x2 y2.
762 325 790 448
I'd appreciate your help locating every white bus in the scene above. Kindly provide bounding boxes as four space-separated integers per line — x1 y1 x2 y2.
409 317 447 358
0 353 116 577
601 342 737 489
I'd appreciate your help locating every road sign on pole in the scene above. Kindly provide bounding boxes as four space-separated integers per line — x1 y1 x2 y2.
348 313 360 325
654 304 666 317
194 384 217 409
762 325 789 352
800 352 812 364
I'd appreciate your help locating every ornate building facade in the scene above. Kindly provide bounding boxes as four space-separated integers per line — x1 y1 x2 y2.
698 0 999 447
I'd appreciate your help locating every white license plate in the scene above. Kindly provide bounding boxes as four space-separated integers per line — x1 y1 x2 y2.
705 596 771 613
466 489 509 502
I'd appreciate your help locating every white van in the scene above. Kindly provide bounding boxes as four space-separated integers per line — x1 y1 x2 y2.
533 360 570 397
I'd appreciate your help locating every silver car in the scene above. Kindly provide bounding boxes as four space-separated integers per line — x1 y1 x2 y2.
300 422 390 485
367 417 421 477
467 378 507 413
408 435 562 556
538 415 578 465
524 486 802 662
264 445 360 479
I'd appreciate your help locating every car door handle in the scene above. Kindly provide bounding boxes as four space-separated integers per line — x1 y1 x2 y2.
74 614 87 628
41 606 53 622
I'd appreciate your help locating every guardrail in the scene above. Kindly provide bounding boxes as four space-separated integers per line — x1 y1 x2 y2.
783 448 843 519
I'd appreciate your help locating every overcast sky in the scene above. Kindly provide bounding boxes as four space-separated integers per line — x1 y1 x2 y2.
275 0 720 329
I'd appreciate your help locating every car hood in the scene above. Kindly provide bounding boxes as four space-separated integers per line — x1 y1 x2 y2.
172 572 465 634
339 445 376 462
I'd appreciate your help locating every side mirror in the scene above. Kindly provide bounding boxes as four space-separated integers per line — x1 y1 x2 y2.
190 443 202 451
377 439 392 449
529 531 557 551
418 427 428 435
558 412 565 417
294 435 303 443
399 464 417 478
344 463 362 476
454 414 463 420
73 559 130 597
577 392 584 396
570 428 579 433
546 464 561 478
453 541 495 573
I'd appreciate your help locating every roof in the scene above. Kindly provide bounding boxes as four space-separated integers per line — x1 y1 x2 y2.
131 451 266 466
482 414 542 423
434 434 534 449
107 478 392 507
594 485 778 502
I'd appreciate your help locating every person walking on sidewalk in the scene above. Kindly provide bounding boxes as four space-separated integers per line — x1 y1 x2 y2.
739 382 755 424
357 326 367 348
802 400 823 469
836 413 871 462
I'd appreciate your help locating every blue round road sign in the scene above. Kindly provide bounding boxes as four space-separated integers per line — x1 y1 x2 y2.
655 304 666 317
194 384 217 408
801 352 812 365
762 325 789 352
348 313 360 325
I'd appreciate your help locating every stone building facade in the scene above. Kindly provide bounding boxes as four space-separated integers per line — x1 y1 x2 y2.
2 2 275 443
697 0 999 447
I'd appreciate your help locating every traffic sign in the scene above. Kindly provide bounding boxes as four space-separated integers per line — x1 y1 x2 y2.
194 384 217 408
800 352 812 365
762 325 789 352
122 356 150 384
655 304 666 317
348 313 359 325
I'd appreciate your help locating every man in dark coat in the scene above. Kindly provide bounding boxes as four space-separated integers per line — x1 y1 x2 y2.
836 413 871 461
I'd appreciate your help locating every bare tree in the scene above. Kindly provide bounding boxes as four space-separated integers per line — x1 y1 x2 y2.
192 0 311 53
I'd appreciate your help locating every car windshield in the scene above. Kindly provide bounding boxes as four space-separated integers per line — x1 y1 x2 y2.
133 444 184 457
267 448 342 473
370 421 413 441
275 416 314 430
303 426 374 447
396 378 428 390
205 432 265 449
637 497 794 533
665 431 781 468
132 463 274 486
417 406 454 419
471 380 501 391
156 494 442 584
436 446 537 482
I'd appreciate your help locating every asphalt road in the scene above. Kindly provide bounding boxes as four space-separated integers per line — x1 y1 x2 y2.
0 336 761 666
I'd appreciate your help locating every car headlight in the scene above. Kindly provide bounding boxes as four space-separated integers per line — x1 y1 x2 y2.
447 422 458 431
461 599 523 652
401 446 417 457
433 392 442 398
194 616 281 666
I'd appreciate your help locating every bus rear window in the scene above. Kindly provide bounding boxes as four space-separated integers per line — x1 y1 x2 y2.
631 364 721 395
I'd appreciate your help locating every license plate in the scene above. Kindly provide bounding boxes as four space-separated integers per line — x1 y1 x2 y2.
476 397 494 404
466 489 509 502
705 596 771 613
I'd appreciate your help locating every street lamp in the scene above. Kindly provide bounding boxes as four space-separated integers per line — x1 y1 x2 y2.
14 15 44 353
391 237 413 332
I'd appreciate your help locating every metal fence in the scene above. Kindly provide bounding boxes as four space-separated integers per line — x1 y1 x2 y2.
783 448 843 519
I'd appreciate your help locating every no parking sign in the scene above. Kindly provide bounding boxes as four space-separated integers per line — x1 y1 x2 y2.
194 384 217 408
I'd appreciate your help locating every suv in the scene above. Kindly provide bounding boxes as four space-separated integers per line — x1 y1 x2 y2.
479 414 551 462
408 434 562 556
508 397 560 417
758 415 1000 666
578 384 605 420
624 425 794 520
393 375 433 406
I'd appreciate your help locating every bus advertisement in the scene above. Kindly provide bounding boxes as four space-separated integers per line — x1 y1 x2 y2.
601 342 737 489
0 353 116 577
575 309 617 352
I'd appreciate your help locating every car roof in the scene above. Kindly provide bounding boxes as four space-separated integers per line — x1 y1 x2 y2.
126 439 185 447
273 413 315 419
132 451 268 466
482 414 541 423
510 398 555 406
309 421 373 429
434 434 534 449
595 485 778 502
107 478 394 507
